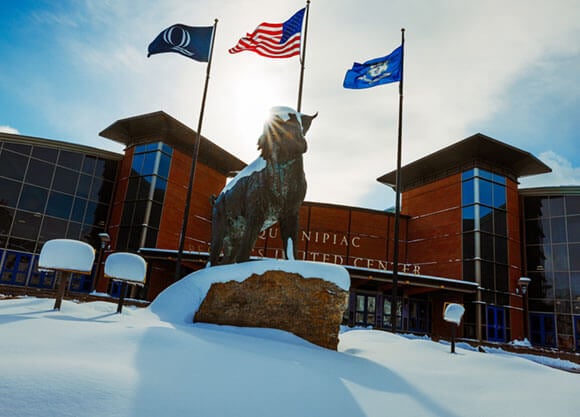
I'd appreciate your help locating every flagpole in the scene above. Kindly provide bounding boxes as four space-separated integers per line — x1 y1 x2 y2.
296 0 310 112
390 28 405 332
174 19 218 281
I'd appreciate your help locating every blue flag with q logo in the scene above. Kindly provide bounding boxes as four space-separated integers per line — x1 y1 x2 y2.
148 24 213 62
343 45 402 89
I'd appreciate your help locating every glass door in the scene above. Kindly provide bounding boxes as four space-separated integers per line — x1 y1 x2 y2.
486 305 506 342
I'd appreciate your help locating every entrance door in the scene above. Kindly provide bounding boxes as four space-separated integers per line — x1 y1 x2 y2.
487 305 506 342
0 251 32 286
354 294 376 327
530 313 557 348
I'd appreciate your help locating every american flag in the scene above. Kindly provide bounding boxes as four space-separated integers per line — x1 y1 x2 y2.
229 8 305 58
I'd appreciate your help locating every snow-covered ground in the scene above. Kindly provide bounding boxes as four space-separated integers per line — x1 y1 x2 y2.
1 261 579 417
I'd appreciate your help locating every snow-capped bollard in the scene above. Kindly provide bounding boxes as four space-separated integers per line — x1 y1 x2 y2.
104 252 147 314
38 239 95 311
444 303 465 354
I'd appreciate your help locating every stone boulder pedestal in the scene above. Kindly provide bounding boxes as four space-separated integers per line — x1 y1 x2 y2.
194 268 349 350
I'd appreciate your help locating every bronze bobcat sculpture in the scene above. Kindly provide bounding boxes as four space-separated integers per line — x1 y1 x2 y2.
209 106 316 265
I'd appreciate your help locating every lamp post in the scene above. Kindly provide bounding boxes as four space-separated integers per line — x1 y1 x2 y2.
518 276 531 341
94 232 111 292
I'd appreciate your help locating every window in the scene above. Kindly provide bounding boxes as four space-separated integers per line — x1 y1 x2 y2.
461 168 508 309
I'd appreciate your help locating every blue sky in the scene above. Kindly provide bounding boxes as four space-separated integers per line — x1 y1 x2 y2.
1 0 579 210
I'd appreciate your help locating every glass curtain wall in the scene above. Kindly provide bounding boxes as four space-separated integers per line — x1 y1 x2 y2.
0 139 118 290
523 194 580 350
462 168 509 341
116 142 172 251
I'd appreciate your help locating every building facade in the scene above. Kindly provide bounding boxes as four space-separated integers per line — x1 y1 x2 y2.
2 114 579 351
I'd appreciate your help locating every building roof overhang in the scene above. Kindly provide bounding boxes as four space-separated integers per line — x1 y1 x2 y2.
377 133 552 192
99 111 246 175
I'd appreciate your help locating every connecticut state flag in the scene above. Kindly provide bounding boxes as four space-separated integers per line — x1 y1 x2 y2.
343 45 403 89
148 24 213 62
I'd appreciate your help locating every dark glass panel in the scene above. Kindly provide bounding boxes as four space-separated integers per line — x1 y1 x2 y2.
126 177 139 201
96 180 114 204
144 227 158 248
555 300 571 314
7 237 36 252
82 155 97 174
529 298 554 312
550 217 567 243
525 218 550 245
149 202 162 229
158 153 171 178
526 244 551 273
84 201 98 225
128 226 142 250
495 237 508 264
39 216 68 242
25 158 54 188
71 198 87 223
76 174 92 198
101 160 118 182
480 205 493 233
528 271 553 299
0 177 22 207
480 233 493 260
462 232 474 259
153 178 167 204
481 261 494 290
556 314 573 335
11 210 41 240
461 169 475 181
0 206 14 235
45 191 73 219
524 196 549 219
497 293 509 307
66 221 82 240
549 196 565 217
495 264 509 292
116 226 130 251
552 244 569 271
461 178 475 206
570 272 580 298
462 205 475 232
133 201 148 224
94 203 108 227
463 260 475 281
554 272 571 299
566 215 580 243
492 183 506 209
4 142 31 155
18 184 47 213
138 176 153 199
494 209 507 236
57 150 82 170
121 202 134 226
0 150 28 181
568 244 580 270
565 196 580 216
52 167 78 194
89 177 103 201
31 146 58 163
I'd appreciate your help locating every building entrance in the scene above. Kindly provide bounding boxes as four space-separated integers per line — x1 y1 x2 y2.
486 305 506 342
